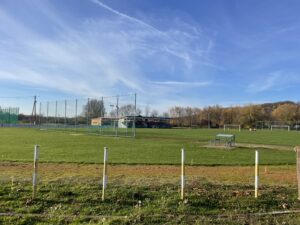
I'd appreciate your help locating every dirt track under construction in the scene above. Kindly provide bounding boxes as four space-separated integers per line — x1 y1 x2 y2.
0 162 296 186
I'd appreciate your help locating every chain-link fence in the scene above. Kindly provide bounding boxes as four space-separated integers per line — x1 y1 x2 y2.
38 94 136 137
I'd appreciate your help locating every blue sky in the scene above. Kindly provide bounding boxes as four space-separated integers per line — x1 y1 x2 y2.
0 0 300 113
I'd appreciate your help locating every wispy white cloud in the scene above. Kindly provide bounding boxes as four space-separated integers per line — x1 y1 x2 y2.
90 0 217 69
247 73 280 93
0 0 216 111
247 71 300 93
152 80 211 87
90 0 162 34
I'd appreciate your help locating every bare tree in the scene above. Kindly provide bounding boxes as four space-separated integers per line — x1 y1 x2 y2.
83 99 105 119
169 106 185 126
272 103 299 122
144 105 150 117
118 104 142 117
162 112 170 117
150 109 159 117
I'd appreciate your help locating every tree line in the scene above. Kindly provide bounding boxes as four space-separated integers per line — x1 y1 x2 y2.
67 99 300 128
167 101 300 128
86 99 300 128
18 100 300 128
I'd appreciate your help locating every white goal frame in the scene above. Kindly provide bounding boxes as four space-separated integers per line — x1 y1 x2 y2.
223 124 241 132
270 125 290 132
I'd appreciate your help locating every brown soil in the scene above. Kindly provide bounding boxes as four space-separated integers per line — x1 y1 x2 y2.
0 162 297 186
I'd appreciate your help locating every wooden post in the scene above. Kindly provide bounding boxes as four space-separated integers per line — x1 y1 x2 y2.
295 146 300 200
102 147 108 201
32 145 39 199
255 150 259 198
181 148 185 200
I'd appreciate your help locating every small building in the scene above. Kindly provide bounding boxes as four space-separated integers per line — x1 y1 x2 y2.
91 117 118 126
91 116 172 128
91 117 101 126
132 116 171 128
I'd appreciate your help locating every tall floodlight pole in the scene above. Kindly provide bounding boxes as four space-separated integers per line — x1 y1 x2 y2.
101 97 104 134
116 95 119 137
39 102 41 126
87 98 90 126
55 101 58 125
101 97 104 117
46 101 49 127
134 93 136 138
31 96 37 125
8 107 11 123
34 96 37 125
75 99 78 128
64 100 67 127
116 96 119 117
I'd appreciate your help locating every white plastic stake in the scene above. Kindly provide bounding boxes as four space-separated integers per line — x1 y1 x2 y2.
255 150 259 198
181 148 185 200
32 145 39 199
296 147 300 200
102 147 108 201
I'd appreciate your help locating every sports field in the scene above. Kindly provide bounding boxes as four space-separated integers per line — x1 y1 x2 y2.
0 127 298 165
1 127 300 224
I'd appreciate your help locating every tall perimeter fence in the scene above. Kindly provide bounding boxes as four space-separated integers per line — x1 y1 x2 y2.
0 107 19 124
38 94 137 137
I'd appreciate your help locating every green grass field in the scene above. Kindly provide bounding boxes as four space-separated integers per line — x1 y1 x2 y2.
2 179 300 225
1 127 300 224
0 127 298 165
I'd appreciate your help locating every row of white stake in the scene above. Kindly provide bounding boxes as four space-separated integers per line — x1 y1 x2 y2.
31 145 262 200
182 149 260 200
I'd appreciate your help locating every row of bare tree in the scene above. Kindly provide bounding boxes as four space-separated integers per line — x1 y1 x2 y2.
79 100 300 128
20 99 300 128
167 101 300 128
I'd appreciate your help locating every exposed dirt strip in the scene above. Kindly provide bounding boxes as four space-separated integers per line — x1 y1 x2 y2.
0 162 297 186
235 143 294 151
